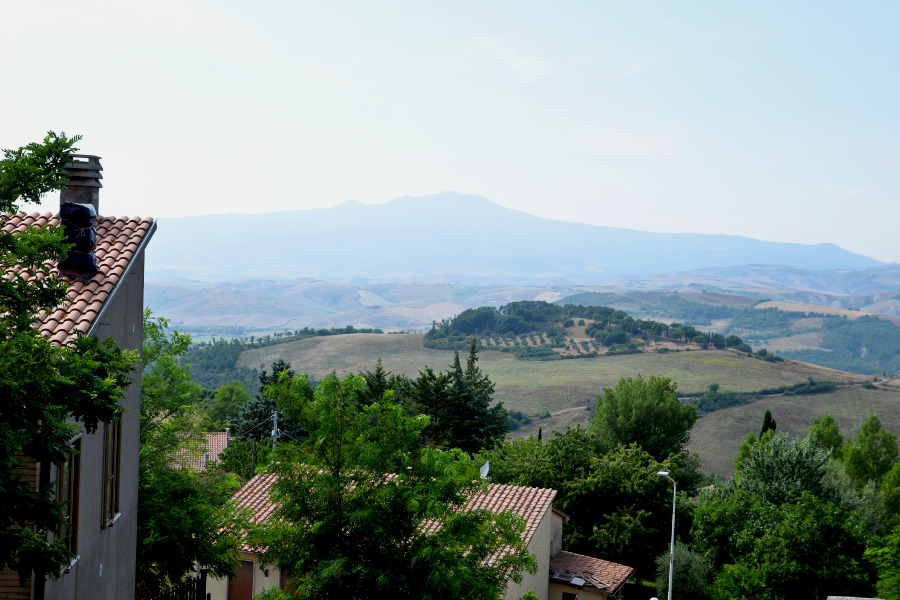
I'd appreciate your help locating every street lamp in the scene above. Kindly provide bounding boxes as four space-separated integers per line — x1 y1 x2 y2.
658 471 676 600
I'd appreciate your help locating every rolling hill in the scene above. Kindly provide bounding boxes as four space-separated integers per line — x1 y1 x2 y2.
227 331 898 475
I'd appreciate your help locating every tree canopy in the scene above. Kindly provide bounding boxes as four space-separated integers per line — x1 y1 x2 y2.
591 374 698 461
256 372 535 600
137 310 244 590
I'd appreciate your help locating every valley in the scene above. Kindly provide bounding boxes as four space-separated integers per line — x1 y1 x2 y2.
228 330 897 475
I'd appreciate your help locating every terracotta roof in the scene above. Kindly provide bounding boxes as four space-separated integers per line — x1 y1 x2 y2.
173 432 233 471
459 483 556 547
550 550 635 594
231 475 556 553
2 211 155 346
233 473 279 525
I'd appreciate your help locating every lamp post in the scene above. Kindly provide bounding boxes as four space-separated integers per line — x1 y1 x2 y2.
658 471 676 600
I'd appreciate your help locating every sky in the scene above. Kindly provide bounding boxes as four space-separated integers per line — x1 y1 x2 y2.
3 1 899 263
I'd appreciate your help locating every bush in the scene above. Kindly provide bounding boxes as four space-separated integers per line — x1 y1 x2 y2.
655 542 714 600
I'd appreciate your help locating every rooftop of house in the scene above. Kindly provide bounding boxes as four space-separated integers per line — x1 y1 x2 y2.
172 432 233 472
550 550 635 596
2 212 155 346
231 473 556 553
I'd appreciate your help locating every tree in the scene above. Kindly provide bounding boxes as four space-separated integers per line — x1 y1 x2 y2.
0 133 137 582
233 360 306 445
866 524 900 600
759 409 776 438
418 341 508 453
844 414 899 488
591 375 698 461
693 433 880 599
478 427 698 578
257 372 535 599
808 413 844 458
202 380 252 431
694 490 875 600
137 310 244 590
734 433 831 505
655 542 714 600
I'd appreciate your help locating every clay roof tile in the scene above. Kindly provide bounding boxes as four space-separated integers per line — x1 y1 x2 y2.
3 213 154 346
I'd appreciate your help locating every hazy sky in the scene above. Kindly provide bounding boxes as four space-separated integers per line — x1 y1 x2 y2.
4 1 898 262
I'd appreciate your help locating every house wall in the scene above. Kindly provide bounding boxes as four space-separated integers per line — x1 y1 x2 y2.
42 252 145 600
503 508 556 600
206 552 282 600
548 582 608 600
0 457 38 600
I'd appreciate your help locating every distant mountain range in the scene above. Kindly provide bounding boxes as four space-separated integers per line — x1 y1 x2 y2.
145 192 883 284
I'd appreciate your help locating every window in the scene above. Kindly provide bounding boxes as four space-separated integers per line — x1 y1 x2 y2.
103 420 121 526
57 439 80 556
562 593 579 600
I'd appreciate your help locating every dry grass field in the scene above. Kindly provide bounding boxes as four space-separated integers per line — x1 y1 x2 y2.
238 333 864 411
690 383 900 475
237 332 890 470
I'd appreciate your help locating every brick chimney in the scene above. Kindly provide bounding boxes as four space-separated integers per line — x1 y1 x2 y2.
59 154 103 214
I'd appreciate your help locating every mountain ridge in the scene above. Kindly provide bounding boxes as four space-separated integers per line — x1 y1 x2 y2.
145 192 882 283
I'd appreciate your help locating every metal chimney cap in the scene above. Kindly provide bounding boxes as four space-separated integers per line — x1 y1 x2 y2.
66 154 103 169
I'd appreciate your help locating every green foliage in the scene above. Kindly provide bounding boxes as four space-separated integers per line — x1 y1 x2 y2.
181 326 385 391
734 433 831 504
137 467 244 592
695 431 881 599
726 307 794 334
137 310 244 589
866 524 900 600
233 360 307 445
0 132 141 582
759 409 776 438
477 427 700 578
655 542 714 600
695 489 874 600
782 315 900 375
0 131 81 208
591 375 697 461
202 380 253 431
256 372 535 600
415 341 508 453
843 414 899 489
220 439 273 480
882 462 900 528
560 444 686 578
808 413 844 458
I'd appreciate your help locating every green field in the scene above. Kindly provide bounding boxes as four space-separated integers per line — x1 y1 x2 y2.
236 332 896 473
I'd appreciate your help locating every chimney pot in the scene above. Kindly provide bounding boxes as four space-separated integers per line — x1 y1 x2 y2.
59 154 103 214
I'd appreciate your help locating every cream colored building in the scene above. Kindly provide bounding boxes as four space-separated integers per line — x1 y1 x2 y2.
207 475 633 600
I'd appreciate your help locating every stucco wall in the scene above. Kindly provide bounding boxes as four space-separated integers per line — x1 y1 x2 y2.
207 553 282 600
43 252 146 600
548 582 609 600
503 507 555 600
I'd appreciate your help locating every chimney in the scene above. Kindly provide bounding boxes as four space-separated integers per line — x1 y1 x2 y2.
59 154 103 214
57 155 101 276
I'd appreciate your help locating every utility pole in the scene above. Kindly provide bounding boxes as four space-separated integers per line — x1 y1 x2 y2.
250 439 256 479
272 409 280 450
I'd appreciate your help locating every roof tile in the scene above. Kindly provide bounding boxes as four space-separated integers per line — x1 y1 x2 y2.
550 550 635 594
2 212 155 346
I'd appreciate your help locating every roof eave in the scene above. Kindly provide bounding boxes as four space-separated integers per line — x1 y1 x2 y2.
85 219 156 338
